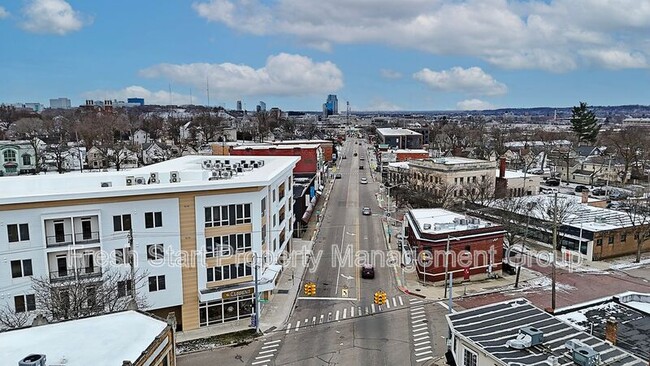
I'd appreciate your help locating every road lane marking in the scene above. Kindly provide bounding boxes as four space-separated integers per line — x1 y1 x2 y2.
415 346 432 352
295 321 300 331
335 310 340 321
371 304 376 313
264 340 281 345
320 314 324 324
413 336 429 342
413 331 428 338
351 306 354 317
334 225 345 295
399 296 404 306
285 324 291 334
416 356 434 363
343 308 347 319
414 340 431 347
393 297 398 307
415 350 433 357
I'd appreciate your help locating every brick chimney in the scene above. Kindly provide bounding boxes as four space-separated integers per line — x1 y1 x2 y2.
499 157 506 179
605 317 617 345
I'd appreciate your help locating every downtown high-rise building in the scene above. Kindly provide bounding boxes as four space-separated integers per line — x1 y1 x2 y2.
323 94 338 116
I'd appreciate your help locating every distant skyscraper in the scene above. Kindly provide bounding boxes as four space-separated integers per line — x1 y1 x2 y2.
236 100 242 111
258 101 266 112
49 97 71 109
323 94 338 116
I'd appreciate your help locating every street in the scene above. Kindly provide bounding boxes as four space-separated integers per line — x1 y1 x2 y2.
179 138 450 366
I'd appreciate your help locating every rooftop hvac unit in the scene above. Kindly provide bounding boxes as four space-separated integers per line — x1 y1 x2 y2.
243 163 253 171
232 163 241 169
237 167 243 173
101 181 112 188
249 160 256 165
257 160 265 167
149 172 160 184
253 163 260 168
240 160 246 164
211 170 221 178
520 327 544 346
573 346 600 366
170 171 181 183
459 219 467 225
214 162 223 169
423 223 432 230
135 176 146 185
19 354 46 366
224 159 230 165
126 176 135 186
222 171 233 179
202 160 213 169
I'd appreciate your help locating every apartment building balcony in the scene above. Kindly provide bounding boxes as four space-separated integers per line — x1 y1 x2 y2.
44 215 100 248
49 266 103 282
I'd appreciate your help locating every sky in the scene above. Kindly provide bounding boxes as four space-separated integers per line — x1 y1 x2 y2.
1 0 650 111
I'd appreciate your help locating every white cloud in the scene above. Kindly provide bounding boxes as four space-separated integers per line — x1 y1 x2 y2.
413 67 507 96
380 69 402 79
21 0 90 35
364 99 402 111
192 0 650 72
0 6 9 19
140 53 343 98
83 86 195 106
456 99 495 111
580 49 648 69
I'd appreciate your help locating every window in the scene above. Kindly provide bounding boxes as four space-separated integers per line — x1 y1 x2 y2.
279 182 285 200
261 197 266 217
148 275 166 292
7 223 29 242
162 355 168 366
463 348 477 366
113 214 132 232
147 244 164 260
22 154 31 165
3 150 16 162
206 233 252 257
596 238 603 246
115 248 130 264
144 212 162 228
14 294 36 313
205 204 251 227
273 214 276 227
11 259 33 278
608 235 614 244
117 280 132 297
273 189 276 202
207 263 251 282
621 233 627 242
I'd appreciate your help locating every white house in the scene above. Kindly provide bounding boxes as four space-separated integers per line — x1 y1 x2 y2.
141 142 169 165
0 155 298 332
132 129 151 146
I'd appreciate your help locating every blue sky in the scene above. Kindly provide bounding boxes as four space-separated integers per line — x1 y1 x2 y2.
1 0 650 111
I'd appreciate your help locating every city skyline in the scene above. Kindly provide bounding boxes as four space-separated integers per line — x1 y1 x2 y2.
1 0 650 111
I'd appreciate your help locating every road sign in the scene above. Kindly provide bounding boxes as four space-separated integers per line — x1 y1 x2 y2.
223 287 254 299
342 287 349 297
259 299 269 303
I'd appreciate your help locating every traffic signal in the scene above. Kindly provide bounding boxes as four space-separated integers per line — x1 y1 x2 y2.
304 282 316 296
374 290 387 305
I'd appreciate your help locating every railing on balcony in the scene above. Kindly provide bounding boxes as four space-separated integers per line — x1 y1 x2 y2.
46 234 73 247
50 266 103 282
75 231 100 244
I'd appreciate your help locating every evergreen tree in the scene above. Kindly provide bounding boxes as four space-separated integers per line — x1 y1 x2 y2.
570 102 600 145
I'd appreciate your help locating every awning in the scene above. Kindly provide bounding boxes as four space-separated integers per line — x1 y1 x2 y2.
260 264 282 284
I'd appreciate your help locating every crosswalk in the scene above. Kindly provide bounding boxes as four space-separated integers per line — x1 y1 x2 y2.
409 298 433 363
251 339 282 366
285 295 405 333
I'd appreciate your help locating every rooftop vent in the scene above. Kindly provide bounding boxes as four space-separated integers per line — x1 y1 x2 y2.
423 223 432 230
573 346 600 366
101 182 112 188
19 354 46 366
506 327 544 349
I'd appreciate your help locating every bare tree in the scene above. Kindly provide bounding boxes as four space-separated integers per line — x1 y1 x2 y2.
463 178 496 205
0 303 31 329
621 196 650 263
602 127 646 185
533 194 581 250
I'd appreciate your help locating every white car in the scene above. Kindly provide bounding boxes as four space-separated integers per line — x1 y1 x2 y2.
360 177 368 184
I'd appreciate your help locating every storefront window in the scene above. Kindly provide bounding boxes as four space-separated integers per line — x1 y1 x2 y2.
199 294 254 327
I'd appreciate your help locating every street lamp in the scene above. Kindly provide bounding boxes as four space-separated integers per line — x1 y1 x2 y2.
443 234 461 298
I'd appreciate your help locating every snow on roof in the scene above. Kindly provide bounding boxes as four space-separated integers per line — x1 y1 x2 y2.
376 128 422 136
387 161 409 169
408 208 498 235
495 169 542 179
428 156 489 165
0 155 299 206
394 149 428 154
267 139 333 144
0 311 167 366
232 144 319 150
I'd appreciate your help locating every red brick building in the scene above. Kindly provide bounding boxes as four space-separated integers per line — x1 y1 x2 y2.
268 140 335 162
405 208 505 283
394 149 429 161
230 145 321 176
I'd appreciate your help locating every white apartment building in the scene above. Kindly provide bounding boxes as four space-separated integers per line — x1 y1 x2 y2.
0 155 298 331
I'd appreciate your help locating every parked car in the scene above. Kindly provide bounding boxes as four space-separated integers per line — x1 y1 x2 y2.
362 207 371 215
342 155 346 159
353 152 358 157
540 187 558 194
360 156 365 161
575 185 589 192
530 169 545 175
359 165 364 170
591 188 607 196
546 179 560 186
360 177 368 184
335 173 342 179
361 264 375 279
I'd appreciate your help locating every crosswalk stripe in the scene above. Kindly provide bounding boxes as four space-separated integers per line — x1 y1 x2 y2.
416 356 434 363
412 324 427 331
305 318 308 325
414 340 431 347
320 314 324 324
262 344 279 350
393 297 397 307
412 319 426 324
343 308 347 319
415 345 431 352
295 321 300 331
255 354 273 360
415 350 433 357
413 336 429 342
399 296 404 306
251 360 269 365
312 316 316 325
386 300 391 309
410 300 424 304
378 305 382 311
259 349 277 355
335 310 340 321
328 312 332 321
411 314 426 319
371 304 376 313
351 306 354 317
264 340 281 345
413 331 428 338
412 306 424 311
286 324 291 334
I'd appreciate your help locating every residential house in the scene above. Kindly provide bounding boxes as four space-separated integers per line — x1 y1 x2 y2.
132 129 152 146
141 142 169 166
0 140 37 175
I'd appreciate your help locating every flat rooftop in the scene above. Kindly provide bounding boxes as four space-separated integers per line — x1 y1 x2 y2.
0 155 299 205
376 127 422 136
496 169 543 179
448 298 646 366
0 311 167 366
232 144 319 150
267 139 333 144
407 208 498 235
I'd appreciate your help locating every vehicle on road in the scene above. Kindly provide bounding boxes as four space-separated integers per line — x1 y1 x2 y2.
342 155 346 159
335 173 342 179
591 188 607 196
361 264 375 279
362 207 371 215
540 187 558 194
359 165 364 170
545 179 560 186
360 177 368 184
360 156 365 160
575 185 589 192
353 152 358 157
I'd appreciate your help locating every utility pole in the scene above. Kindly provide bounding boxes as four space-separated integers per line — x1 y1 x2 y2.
551 192 558 312
444 234 451 298
128 228 136 301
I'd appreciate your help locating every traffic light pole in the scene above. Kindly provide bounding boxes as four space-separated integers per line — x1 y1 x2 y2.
254 253 261 334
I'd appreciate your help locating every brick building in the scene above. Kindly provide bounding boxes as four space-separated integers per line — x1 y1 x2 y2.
266 139 335 162
405 208 505 283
